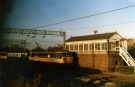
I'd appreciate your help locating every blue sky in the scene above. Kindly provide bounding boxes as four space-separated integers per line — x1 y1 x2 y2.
5 0 135 48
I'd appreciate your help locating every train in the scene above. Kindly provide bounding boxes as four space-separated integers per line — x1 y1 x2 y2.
0 51 78 65
0 52 27 59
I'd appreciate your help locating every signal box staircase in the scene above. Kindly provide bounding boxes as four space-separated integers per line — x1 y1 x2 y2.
119 47 135 67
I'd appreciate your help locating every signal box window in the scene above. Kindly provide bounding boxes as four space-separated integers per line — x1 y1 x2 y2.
101 43 107 50
84 44 88 50
65 45 69 50
74 45 78 51
89 44 94 50
70 45 73 51
79 44 83 51
95 43 100 50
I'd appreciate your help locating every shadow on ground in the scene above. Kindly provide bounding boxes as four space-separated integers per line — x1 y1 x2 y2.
0 60 102 87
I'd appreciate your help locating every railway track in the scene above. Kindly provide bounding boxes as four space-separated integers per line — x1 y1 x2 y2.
0 60 135 87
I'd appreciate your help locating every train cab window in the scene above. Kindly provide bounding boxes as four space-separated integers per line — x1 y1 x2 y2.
56 52 72 58
64 53 71 57
66 54 70 57
56 53 63 58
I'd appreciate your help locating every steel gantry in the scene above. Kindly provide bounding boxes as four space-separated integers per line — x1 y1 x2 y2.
0 28 66 41
0 27 66 48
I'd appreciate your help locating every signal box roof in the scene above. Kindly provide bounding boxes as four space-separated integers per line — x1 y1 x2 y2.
65 32 118 42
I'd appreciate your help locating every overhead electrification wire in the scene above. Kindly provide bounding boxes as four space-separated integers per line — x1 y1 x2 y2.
33 4 135 29
62 20 135 30
89 20 135 28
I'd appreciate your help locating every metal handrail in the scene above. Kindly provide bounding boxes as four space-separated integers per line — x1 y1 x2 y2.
119 47 135 66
